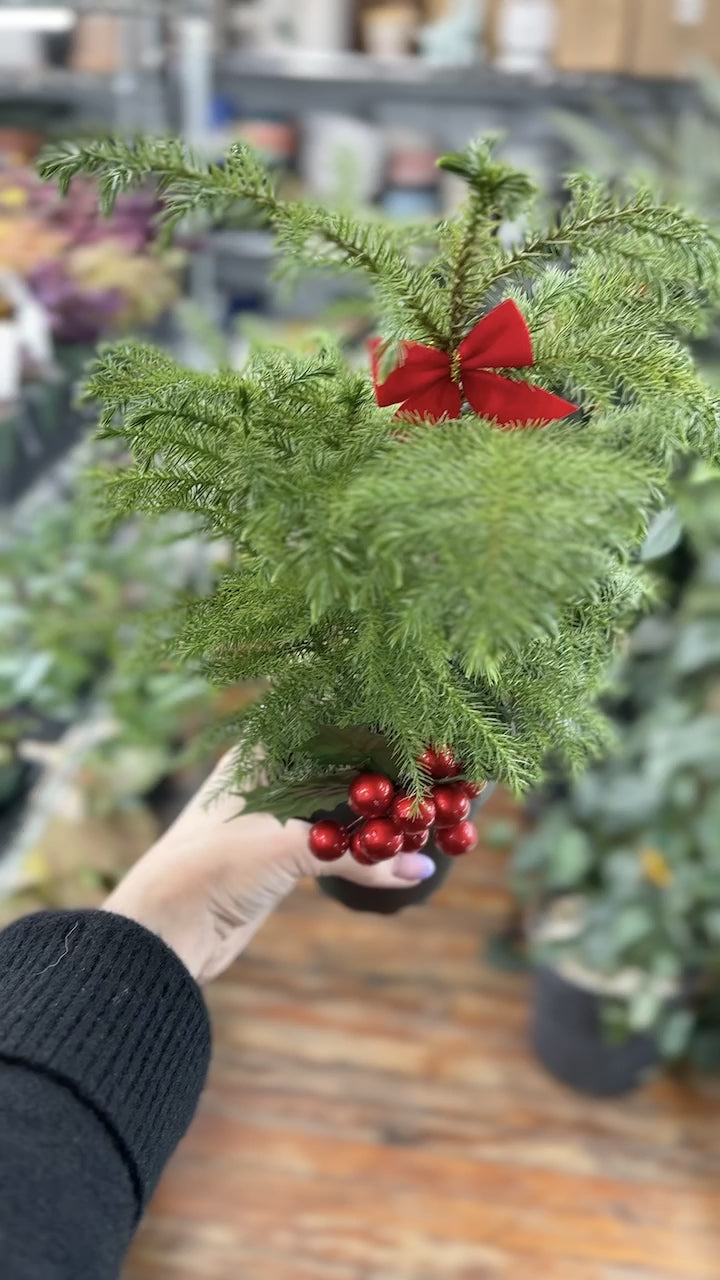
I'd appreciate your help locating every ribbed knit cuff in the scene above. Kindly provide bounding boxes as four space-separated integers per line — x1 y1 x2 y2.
0 909 211 1210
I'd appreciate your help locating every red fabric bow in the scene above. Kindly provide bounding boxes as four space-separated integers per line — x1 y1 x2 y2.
369 299 576 427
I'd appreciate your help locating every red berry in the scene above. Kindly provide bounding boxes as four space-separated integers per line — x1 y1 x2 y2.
359 817 404 862
309 820 349 862
433 783 471 828
417 746 462 780
436 820 477 856
348 772 395 818
402 829 430 852
391 793 436 833
350 828 377 865
460 779 487 799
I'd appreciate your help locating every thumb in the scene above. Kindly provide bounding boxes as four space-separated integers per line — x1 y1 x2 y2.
200 753 437 892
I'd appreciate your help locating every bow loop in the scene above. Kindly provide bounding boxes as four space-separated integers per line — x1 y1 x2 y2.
370 300 576 427
458 298 533 370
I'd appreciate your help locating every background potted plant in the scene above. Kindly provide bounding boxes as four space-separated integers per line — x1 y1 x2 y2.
515 467 720 1093
0 454 220 839
37 133 720 914
0 162 184 503
553 66 720 389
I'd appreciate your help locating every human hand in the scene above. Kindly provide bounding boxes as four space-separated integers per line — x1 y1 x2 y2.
103 754 435 983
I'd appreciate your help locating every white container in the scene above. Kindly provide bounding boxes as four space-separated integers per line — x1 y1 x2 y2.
0 29 43 71
248 0 353 53
1 273 54 374
495 0 556 73
250 0 293 52
291 0 353 52
301 113 385 202
0 320 21 403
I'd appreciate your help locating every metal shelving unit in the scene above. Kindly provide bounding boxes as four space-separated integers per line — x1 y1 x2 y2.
209 228 275 291
0 68 108 104
217 49 691 115
0 8 698 305
0 0 215 136
210 47 693 297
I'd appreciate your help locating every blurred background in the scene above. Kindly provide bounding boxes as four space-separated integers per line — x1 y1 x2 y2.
2 2 720 1277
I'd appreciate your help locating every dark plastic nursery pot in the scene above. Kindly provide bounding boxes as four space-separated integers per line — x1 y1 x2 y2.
530 964 662 1097
316 785 494 916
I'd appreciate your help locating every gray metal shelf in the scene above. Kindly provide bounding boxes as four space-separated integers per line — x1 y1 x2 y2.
207 230 372 319
0 69 112 105
5 1 212 13
0 3 216 137
217 50 691 114
210 229 276 294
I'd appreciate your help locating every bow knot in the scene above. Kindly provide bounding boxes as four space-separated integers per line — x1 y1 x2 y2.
369 299 576 428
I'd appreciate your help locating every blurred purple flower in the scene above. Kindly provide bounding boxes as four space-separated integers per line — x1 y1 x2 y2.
1 165 175 342
1 167 163 251
28 260 123 344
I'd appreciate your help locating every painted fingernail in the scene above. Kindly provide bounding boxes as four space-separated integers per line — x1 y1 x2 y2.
395 853 436 882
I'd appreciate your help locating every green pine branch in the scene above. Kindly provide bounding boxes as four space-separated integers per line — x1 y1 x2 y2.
437 137 537 347
475 175 720 305
39 136 277 230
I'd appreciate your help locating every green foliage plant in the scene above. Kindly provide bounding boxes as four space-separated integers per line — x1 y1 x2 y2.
515 469 720 1064
553 69 720 385
553 68 720 220
37 135 720 811
0 461 217 809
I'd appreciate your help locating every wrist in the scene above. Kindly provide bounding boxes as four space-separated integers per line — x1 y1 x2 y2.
103 867 210 982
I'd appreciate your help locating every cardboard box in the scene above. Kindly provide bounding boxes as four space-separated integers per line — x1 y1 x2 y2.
72 16 121 75
694 0 720 68
484 0 502 59
705 1 720 65
423 0 454 17
629 0 709 78
554 0 631 73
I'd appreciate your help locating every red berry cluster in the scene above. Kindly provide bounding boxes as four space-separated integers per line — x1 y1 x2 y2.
308 746 486 865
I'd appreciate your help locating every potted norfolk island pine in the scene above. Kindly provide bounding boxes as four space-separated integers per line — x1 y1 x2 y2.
38 135 720 914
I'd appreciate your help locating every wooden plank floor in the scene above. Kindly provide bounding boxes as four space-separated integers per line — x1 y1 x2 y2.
125 792 720 1280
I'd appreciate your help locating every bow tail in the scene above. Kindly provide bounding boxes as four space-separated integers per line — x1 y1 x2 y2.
395 379 463 422
463 370 577 427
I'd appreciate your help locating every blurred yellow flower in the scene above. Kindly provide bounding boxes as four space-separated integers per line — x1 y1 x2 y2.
640 847 673 888
0 216 68 273
67 240 184 330
0 186 28 209
19 848 53 890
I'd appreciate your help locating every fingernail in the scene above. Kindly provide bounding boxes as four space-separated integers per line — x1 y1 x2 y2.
395 853 436 882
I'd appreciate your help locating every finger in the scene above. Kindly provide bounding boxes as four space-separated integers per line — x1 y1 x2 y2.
181 754 437 891
308 849 436 887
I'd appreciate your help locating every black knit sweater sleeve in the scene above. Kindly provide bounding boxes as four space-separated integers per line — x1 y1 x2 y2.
0 909 211 1279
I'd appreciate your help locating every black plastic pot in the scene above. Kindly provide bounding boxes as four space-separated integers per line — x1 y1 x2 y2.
0 382 88 508
531 965 661 1097
44 33 74 67
0 759 41 854
317 785 494 916
0 709 79 854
